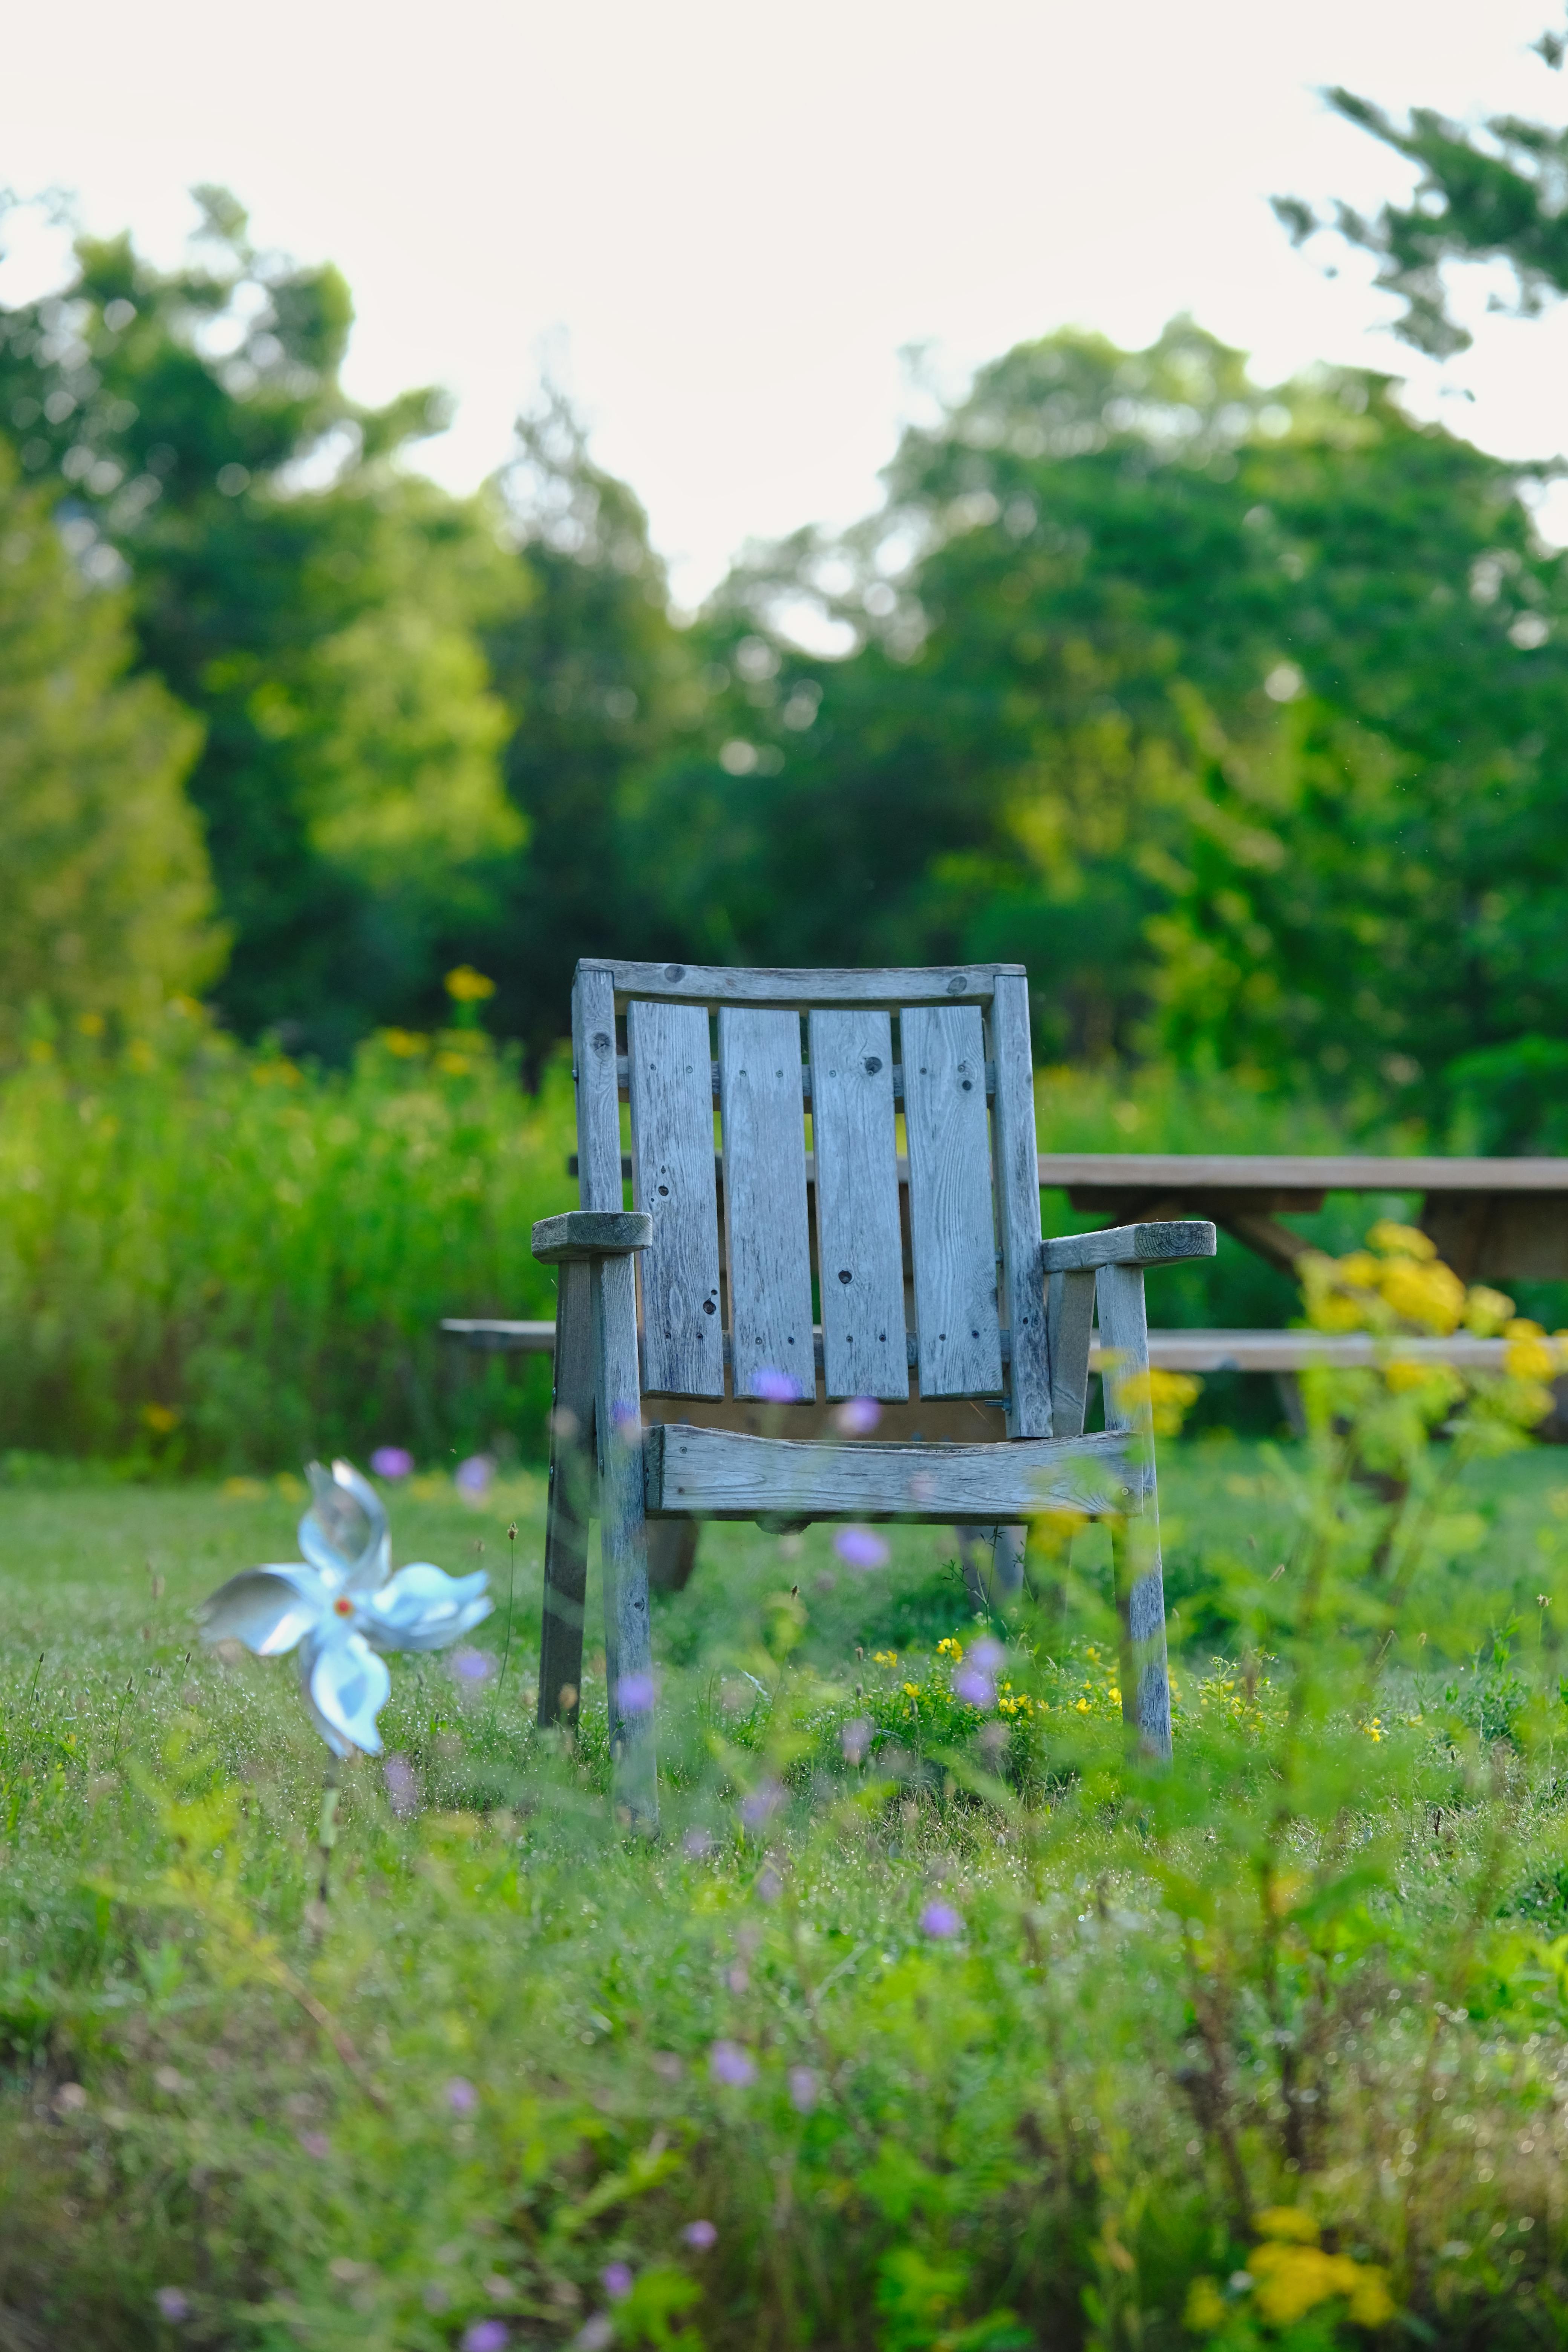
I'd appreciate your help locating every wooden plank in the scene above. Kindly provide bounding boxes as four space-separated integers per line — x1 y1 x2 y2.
1041 1151 1568 1195
989 973 1050 1438
644 1421 1143 1522
571 964 623 1213
537 1260 594 1730
616 1055 995 1102
444 1319 1522 1376
1096 1261 1172 1765
583 957 1020 1008
532 1210 651 1263
626 1000 724 1397
807 1009 908 1400
901 1003 1003 1398
718 1007 817 1402
1046 1268 1096 1438
1041 1219 1216 1273
594 1250 658 1829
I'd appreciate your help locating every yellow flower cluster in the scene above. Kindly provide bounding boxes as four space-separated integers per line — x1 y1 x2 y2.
1115 1365 1203 1435
996 1679 1036 1718
936 1636 963 1660
871 1649 897 1669
1301 1222 1566 1406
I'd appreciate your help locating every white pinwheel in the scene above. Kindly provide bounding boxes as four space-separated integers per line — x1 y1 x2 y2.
199 1458 493 1755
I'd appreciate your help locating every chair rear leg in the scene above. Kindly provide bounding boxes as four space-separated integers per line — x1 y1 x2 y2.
538 1259 594 1730
594 1252 658 1831
1096 1260 1173 1764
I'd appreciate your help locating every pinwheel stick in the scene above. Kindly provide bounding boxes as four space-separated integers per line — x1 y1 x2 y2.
315 1755 342 1919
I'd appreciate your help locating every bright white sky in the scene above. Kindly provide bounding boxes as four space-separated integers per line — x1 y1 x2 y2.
4 0 1568 605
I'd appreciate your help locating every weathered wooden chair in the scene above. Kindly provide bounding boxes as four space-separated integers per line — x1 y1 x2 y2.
532 960 1214 1825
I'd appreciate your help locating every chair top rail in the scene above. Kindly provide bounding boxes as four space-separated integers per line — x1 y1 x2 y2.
615 1056 996 1103
582 958 1023 1009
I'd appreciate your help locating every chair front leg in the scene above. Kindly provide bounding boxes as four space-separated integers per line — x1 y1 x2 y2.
594 1250 658 1832
538 1257 594 1730
1095 1260 1173 1765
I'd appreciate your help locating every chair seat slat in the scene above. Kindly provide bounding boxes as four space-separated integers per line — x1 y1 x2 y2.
718 1007 816 1402
808 1009 910 1401
902 1004 1004 1398
628 1000 724 1397
645 1422 1142 1522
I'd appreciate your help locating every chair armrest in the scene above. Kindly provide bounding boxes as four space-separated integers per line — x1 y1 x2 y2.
532 1210 653 1264
1040 1219 1216 1273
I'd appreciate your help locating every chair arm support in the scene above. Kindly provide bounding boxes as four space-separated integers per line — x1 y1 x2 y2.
1040 1219 1216 1274
532 1210 653 1264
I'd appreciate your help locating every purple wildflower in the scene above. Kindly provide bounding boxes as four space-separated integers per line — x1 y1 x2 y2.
462 2325 510 2352
739 1778 784 1830
155 2287 191 2322
683 2219 718 2249
298 2130 330 2158
709 2039 756 2087
752 1366 800 1403
756 1866 782 1902
455 1454 494 1498
788 2065 819 2113
600 2263 634 2302
573 2321 614 2352
446 2076 478 2115
969 1637 1005 1672
920 1899 963 1940
682 1825 714 1859
833 1525 889 1570
383 1752 420 1819
453 1646 494 1683
370 1445 414 1479
617 1669 655 1714
953 1663 996 1708
831 1395 882 1436
840 1716 872 1765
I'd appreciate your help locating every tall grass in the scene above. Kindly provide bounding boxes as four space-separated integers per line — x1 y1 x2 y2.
0 1004 573 1473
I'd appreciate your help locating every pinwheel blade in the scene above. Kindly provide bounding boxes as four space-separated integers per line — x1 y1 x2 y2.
304 1632 391 1756
361 1562 493 1652
199 1566 323 1657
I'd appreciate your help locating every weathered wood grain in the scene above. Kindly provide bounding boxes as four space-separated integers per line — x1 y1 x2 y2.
901 1004 1003 1398
537 1259 594 1731
594 1250 658 1828
718 1007 816 1402
807 1008 909 1401
1046 1268 1096 1439
571 964 623 1213
583 957 1021 1008
1096 1260 1172 1765
532 1210 652 1263
627 1000 724 1397
645 1421 1143 1522
1040 1220 1216 1273
989 974 1050 1438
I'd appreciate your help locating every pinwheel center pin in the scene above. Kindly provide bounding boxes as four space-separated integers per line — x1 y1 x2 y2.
333 1595 354 1616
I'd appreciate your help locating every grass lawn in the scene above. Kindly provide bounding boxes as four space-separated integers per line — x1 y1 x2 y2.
3 1433 1568 2348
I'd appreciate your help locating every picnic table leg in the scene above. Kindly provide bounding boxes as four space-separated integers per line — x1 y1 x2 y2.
1096 1261 1173 1765
538 1259 594 1730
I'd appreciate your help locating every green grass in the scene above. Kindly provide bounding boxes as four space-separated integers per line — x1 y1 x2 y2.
6 1425 1568 2347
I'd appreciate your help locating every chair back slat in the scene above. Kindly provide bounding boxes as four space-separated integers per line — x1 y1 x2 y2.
807 1009 910 1401
989 972 1051 1435
902 1004 1004 1398
717 1007 816 1401
627 1000 724 1398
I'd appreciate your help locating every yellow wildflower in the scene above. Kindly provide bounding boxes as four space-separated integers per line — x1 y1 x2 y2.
1380 1256 1464 1333
380 1027 426 1058
1383 1357 1430 1393
435 1051 472 1076
903 1682 921 1699
1117 1366 1202 1435
1183 2277 1227 2332
937 1637 963 1660
1464 1283 1515 1335
872 1650 897 1668
1249 2240 1393 2329
1368 1218 1435 1261
444 965 496 1003
1506 1333 1559 1383
141 1402 179 1436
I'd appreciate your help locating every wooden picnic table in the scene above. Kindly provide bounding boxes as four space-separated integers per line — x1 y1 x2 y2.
1038 1153 1568 1282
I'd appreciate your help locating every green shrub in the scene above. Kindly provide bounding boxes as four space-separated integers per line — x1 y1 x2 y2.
0 1004 575 1472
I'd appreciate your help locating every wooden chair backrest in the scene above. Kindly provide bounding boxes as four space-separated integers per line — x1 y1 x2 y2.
571 961 1052 1440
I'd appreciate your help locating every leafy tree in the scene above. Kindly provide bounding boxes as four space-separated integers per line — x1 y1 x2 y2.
0 439 219 1046
1274 22 1568 357
631 322 1568 1137
473 394 711 1071
0 190 522 1055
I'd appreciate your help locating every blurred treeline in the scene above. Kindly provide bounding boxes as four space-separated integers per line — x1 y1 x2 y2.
5 189 1568 1145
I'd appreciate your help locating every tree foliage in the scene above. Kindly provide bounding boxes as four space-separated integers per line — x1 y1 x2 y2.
0 442 219 1047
